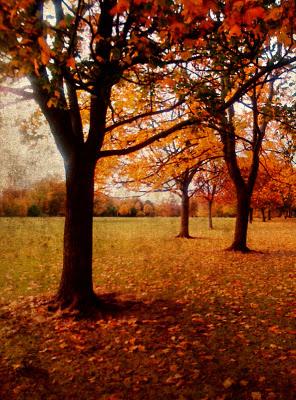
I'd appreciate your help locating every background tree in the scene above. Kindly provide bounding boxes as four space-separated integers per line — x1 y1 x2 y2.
194 159 227 229
154 197 180 217
160 0 296 250
143 200 155 217
30 177 66 216
185 36 295 249
274 163 296 218
251 160 282 221
0 187 28 217
120 129 220 238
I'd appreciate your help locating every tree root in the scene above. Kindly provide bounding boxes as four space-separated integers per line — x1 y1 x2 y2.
48 292 98 315
175 234 196 239
47 291 126 318
225 244 252 253
225 243 265 254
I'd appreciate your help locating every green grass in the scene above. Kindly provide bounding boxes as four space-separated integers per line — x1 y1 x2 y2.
0 217 63 302
0 216 294 302
0 217 295 400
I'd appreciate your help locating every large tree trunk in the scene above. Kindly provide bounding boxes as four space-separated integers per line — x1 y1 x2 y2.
220 78 270 252
249 207 253 224
261 208 266 222
228 189 251 252
55 154 98 310
221 112 253 252
177 187 191 238
208 200 213 229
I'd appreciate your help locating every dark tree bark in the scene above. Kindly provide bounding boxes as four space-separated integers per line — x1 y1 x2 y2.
221 121 253 252
268 208 271 220
219 75 272 252
227 188 251 252
218 69 276 251
208 200 213 229
174 167 198 239
261 208 266 222
56 153 98 309
177 187 191 238
249 207 253 224
29 76 104 311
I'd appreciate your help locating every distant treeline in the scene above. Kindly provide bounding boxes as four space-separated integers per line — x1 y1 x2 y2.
0 177 294 219
0 178 181 218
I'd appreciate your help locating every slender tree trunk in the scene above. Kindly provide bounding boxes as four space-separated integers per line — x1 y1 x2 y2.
249 207 253 224
208 200 213 229
177 188 191 238
228 189 251 252
261 208 266 222
55 154 97 310
268 208 271 220
220 76 271 252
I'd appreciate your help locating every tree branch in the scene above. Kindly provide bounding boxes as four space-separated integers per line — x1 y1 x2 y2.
98 118 197 158
221 56 296 111
104 96 187 133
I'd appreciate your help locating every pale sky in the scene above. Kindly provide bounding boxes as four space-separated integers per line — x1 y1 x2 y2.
0 92 64 191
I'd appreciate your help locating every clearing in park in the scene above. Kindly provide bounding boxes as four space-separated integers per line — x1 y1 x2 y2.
0 217 295 400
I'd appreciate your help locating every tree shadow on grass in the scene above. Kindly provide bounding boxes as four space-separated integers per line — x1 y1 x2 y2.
0 341 69 400
175 236 212 241
264 249 296 257
0 293 295 400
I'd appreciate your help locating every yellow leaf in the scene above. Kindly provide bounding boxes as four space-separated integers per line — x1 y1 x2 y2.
223 378 234 388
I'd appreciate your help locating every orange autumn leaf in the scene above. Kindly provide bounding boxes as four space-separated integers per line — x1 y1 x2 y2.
66 57 76 69
33 58 40 76
244 7 265 25
266 7 283 22
37 36 51 65
111 0 129 15
229 24 241 37
268 325 282 334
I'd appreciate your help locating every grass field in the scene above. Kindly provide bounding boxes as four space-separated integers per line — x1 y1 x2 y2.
0 217 295 399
